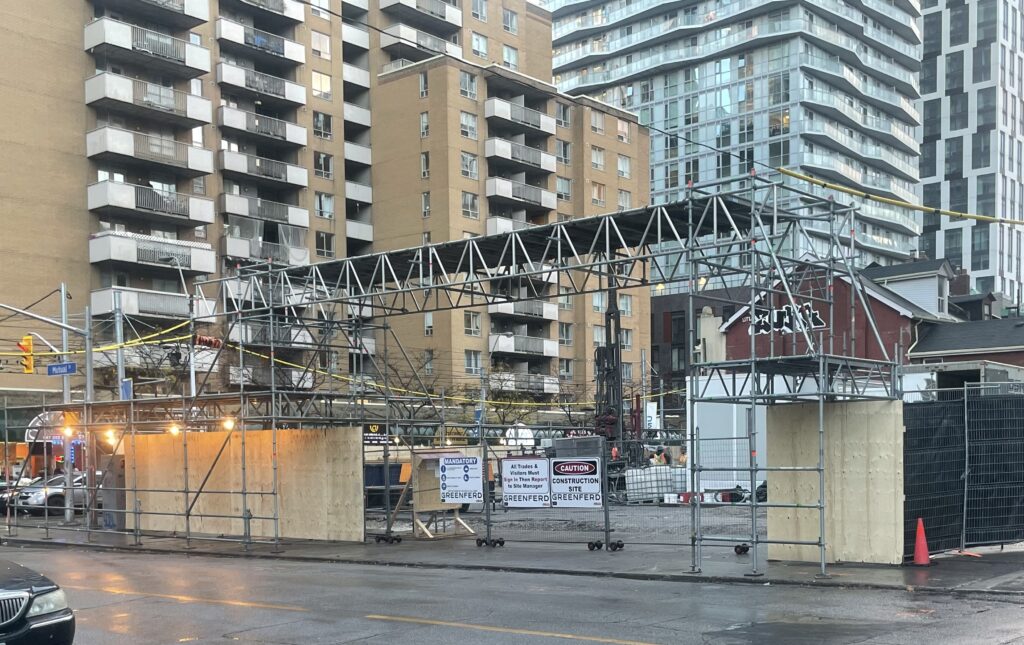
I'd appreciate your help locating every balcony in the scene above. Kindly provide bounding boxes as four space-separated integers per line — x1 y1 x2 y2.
88 181 215 226
229 365 314 389
85 73 212 128
485 98 556 135
91 287 215 320
96 0 209 29
227 322 315 347
485 138 556 173
218 106 306 147
219 193 309 227
490 372 560 395
489 334 559 358
345 181 373 204
346 220 374 243
343 63 371 88
219 150 308 189
343 103 372 127
217 62 306 108
341 23 370 49
216 17 305 67
84 18 210 79
380 0 462 33
89 231 216 274
488 300 558 320
344 141 372 166
486 178 556 212
222 235 310 266
486 215 534 236
86 127 213 177
222 0 305 26
380 24 462 61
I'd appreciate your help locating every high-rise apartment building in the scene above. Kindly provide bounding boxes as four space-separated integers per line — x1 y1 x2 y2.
546 0 923 285
918 0 1020 301
0 0 649 403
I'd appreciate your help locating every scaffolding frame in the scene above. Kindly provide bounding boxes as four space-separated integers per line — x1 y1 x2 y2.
2 176 896 559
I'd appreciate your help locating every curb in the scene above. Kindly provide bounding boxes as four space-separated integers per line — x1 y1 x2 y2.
3 536 1020 598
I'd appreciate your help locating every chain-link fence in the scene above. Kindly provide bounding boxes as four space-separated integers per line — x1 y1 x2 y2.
903 384 1024 557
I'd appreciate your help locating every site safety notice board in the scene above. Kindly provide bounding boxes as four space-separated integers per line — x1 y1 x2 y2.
501 457 603 508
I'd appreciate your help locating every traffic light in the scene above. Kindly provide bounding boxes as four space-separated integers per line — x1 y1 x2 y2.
16 335 33 374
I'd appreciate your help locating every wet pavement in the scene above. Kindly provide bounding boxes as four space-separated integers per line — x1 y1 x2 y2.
7 546 1024 644
3 522 1024 596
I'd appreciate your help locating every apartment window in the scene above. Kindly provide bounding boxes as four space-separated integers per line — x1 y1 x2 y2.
946 51 964 93
974 44 992 83
193 225 206 240
590 110 604 134
419 71 428 97
315 192 334 219
620 328 633 350
559 286 573 310
556 102 572 127
591 146 605 170
592 292 606 312
920 141 936 178
460 71 477 99
593 325 606 347
945 136 963 177
502 45 519 71
464 311 482 336
945 228 963 268
768 140 789 168
422 231 431 245
424 349 434 375
311 31 331 59
420 152 430 178
949 93 969 131
558 322 574 346
460 111 478 139
611 118 629 143
767 72 789 105
424 312 434 336
617 155 631 178
621 363 633 382
769 108 790 137
556 177 571 200
471 32 488 58
315 231 335 258
978 87 997 128
591 182 606 206
419 112 429 137
556 140 571 164
312 71 332 100
192 176 206 195
313 111 332 139
472 0 487 21
617 189 631 209
461 152 478 179
618 294 632 316
666 134 679 158
503 8 518 33
421 191 431 217
314 152 334 179
972 223 991 271
665 163 679 189
462 191 479 219
559 358 573 380
310 0 330 19
973 131 992 169
464 350 482 374
921 56 937 95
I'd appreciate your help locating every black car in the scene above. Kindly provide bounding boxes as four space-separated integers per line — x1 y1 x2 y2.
0 560 74 644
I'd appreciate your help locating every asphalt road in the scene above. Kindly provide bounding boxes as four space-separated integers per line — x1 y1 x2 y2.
4 547 1023 645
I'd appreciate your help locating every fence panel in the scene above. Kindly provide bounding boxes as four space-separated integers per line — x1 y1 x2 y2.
965 389 1024 546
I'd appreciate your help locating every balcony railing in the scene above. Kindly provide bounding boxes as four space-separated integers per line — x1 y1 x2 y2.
381 58 416 74
509 103 543 129
243 24 286 56
509 181 545 205
243 0 285 12
130 77 188 114
245 68 287 97
224 194 290 222
136 241 192 268
246 154 287 180
134 184 190 217
130 24 187 62
137 290 190 316
251 239 289 263
131 131 191 166
245 111 287 139
514 335 547 354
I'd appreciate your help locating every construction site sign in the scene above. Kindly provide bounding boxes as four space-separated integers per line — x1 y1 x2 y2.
550 458 603 508
501 457 550 507
439 456 483 504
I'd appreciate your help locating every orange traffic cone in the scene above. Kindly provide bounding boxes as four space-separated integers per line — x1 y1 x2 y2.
912 518 932 566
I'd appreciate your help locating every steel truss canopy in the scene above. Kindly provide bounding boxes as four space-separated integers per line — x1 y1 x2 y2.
196 177 858 319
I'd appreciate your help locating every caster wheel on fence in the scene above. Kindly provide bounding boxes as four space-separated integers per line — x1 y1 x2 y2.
476 538 484 547
497 538 505 547
608 542 619 552
615 540 624 550
489 539 499 548
587 542 596 551
594 540 604 551
374 536 382 543
734 544 750 555
394 536 402 544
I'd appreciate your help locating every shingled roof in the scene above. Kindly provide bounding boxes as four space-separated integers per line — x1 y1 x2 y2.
910 318 1024 356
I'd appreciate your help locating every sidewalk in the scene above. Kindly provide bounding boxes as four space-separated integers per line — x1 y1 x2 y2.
2 524 1023 596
